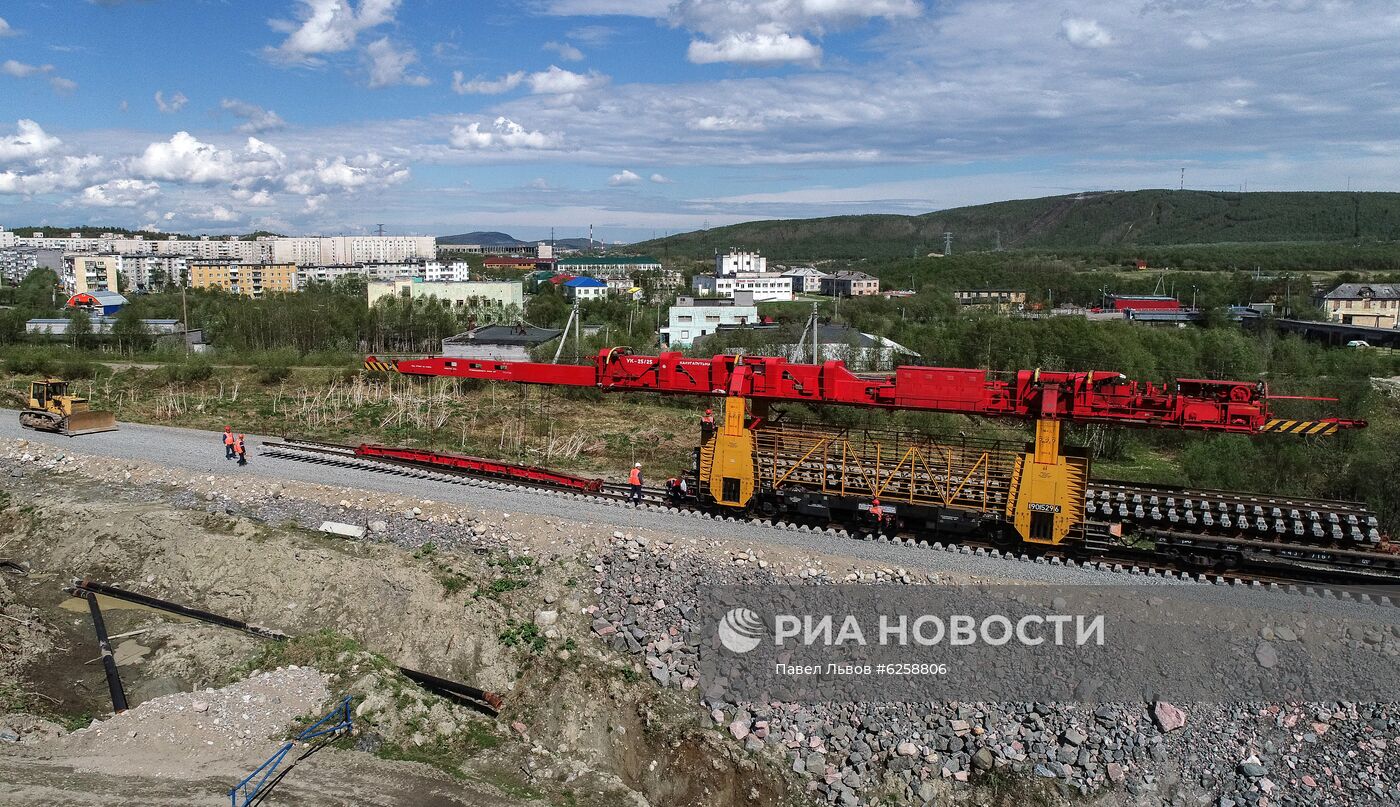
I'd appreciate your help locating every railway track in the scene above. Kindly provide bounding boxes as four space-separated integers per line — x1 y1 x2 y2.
259 437 1400 591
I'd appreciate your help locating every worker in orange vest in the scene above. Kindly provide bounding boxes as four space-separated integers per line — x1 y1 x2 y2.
700 408 716 440
628 462 643 504
235 434 248 466
223 426 236 460
870 498 884 528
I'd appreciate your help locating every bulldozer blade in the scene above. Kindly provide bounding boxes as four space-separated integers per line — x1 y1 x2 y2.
63 410 118 436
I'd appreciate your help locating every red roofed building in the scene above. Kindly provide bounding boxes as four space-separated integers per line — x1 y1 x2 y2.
1108 294 1180 312
548 274 576 286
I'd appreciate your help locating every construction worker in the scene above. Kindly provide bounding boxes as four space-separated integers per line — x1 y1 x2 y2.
235 434 248 466
870 498 884 529
223 426 236 460
628 462 643 504
700 408 716 440
666 475 682 504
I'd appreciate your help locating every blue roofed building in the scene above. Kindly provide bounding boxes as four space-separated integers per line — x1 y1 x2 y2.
561 276 608 302
66 290 128 315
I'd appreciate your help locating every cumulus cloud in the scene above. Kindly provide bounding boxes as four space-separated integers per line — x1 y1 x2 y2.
671 0 919 65
0 155 103 196
688 31 821 65
0 119 62 163
543 40 584 61
363 37 430 87
2 59 49 78
49 76 77 94
283 152 409 194
221 99 287 133
649 172 673 183
449 117 559 150
527 65 609 94
154 90 188 113
608 169 641 185
129 132 286 184
692 114 766 132
1062 18 1113 49
0 16 15 37
452 70 525 95
79 178 160 207
266 0 399 62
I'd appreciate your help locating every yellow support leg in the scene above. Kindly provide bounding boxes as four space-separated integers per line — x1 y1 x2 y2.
1007 418 1087 545
706 396 756 508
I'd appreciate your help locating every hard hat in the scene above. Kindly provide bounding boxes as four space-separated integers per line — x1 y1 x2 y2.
705 409 713 414
872 498 880 505
225 425 232 430
634 462 641 467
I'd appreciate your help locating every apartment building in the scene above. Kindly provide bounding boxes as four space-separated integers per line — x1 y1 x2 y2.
269 236 437 266
189 260 297 298
661 291 759 348
715 251 766 276
63 253 123 294
821 270 880 297
121 255 189 291
0 246 62 284
366 278 524 309
693 272 794 302
780 266 829 294
1321 283 1400 328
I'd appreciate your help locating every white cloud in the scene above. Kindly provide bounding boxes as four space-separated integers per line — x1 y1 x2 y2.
1185 30 1214 50
543 40 585 61
283 152 408 194
221 99 288 133
49 76 77 94
154 90 188 113
526 65 609 94
0 119 62 163
0 155 104 195
649 172 673 183
692 115 766 132
1062 18 1113 49
449 117 560 150
266 0 400 62
541 0 669 16
688 31 821 65
0 16 15 37
364 37 430 88
608 168 641 186
231 187 275 206
129 132 286 184
672 0 919 65
452 70 525 95
80 179 160 207
189 204 241 223
2 59 50 78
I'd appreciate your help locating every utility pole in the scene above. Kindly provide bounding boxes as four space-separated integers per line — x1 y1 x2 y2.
943 232 953 256
181 284 190 355
1179 168 1185 191
376 223 385 237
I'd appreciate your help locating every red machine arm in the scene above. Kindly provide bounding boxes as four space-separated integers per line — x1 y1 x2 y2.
369 349 1365 435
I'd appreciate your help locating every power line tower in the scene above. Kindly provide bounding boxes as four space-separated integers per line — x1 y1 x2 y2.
1179 168 1185 191
943 232 953 256
375 223 385 237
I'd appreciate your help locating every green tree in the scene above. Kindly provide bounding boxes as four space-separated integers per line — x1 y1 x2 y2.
110 308 150 355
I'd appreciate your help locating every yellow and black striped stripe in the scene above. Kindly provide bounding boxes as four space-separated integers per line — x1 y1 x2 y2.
1259 419 1338 436
363 359 398 373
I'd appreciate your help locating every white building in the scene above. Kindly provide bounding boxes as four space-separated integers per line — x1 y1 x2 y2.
716 250 766 276
269 236 437 266
661 291 759 348
693 272 793 302
367 278 524 309
0 227 15 249
121 255 188 291
780 267 828 294
0 246 62 284
562 276 609 301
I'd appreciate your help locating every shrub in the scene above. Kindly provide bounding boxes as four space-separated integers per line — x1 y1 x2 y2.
58 359 97 380
3 348 59 377
255 363 292 384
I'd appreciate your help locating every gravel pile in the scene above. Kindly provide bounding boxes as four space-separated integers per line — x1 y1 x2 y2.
55 666 330 778
587 532 1400 806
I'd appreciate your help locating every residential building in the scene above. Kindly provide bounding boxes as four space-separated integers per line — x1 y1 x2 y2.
441 324 563 362
0 246 62 284
1321 283 1400 328
121 254 188 291
64 253 122 294
661 291 759 348
953 289 1027 309
821 270 880 297
0 226 14 249
780 266 829 294
693 272 794 302
268 236 437 266
189 260 297 298
483 256 551 272
716 251 766 276
705 322 919 371
366 279 524 309
562 276 609 301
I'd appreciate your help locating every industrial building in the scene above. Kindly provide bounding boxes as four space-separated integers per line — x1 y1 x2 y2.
441 324 563 361
26 317 183 336
66 290 128 316
953 289 1027 309
693 250 794 301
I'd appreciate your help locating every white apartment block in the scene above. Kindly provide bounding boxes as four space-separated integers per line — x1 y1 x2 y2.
716 250 766 276
693 272 794 302
121 255 188 291
298 260 470 285
661 291 759 348
0 227 15 249
367 279 524 309
0 247 62 285
780 266 828 294
269 236 437 266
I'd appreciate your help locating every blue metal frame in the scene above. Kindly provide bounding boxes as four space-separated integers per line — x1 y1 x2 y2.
229 696 354 807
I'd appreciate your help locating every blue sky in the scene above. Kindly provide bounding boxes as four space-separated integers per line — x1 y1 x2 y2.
2 1 1399 242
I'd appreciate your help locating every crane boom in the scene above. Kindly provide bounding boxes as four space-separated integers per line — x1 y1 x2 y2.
368 348 1365 435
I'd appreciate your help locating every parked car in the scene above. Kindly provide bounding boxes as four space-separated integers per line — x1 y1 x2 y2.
1346 340 1372 349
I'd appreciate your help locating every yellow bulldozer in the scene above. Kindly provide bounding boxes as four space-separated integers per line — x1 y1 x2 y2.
19 378 118 436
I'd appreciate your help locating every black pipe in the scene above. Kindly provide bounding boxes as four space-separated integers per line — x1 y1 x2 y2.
70 579 501 716
81 592 129 713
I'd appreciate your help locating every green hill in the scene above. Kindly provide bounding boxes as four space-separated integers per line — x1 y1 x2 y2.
635 190 1400 261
